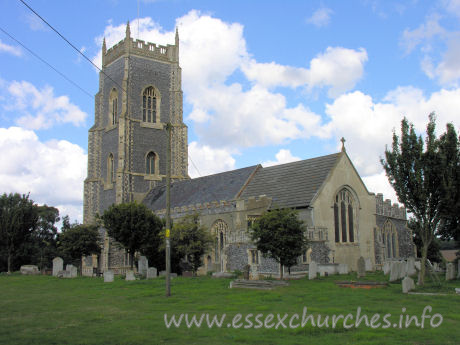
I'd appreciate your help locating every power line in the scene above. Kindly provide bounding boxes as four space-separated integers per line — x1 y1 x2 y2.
18 0 127 94
0 27 93 99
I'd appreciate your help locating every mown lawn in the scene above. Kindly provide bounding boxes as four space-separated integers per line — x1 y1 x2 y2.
0 272 459 345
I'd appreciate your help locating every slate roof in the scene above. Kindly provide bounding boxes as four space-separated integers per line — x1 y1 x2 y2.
143 165 260 211
240 153 341 208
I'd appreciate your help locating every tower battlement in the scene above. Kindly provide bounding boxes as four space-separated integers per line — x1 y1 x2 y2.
102 22 179 67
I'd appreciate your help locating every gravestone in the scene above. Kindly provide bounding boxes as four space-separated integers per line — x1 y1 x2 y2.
125 270 135 281
52 257 63 277
365 258 373 271
20 265 39 275
146 267 157 279
308 261 318 280
399 261 407 279
212 272 234 278
159 271 177 278
65 264 77 278
338 263 348 274
357 257 366 278
406 257 416 277
414 261 421 271
383 261 391 275
138 256 148 276
182 271 193 277
402 276 415 293
389 262 399 282
104 270 114 283
446 263 455 281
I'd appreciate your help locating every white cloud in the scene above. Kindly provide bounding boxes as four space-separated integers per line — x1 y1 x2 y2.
443 0 460 18
1 80 87 130
306 7 333 28
362 172 399 205
0 39 22 57
188 141 235 178
25 13 47 31
262 149 301 167
0 127 87 223
241 47 367 97
324 87 460 177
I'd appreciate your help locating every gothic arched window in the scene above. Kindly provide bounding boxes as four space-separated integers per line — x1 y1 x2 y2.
109 88 118 125
142 86 160 123
383 220 398 259
107 153 115 184
145 151 158 175
334 188 356 243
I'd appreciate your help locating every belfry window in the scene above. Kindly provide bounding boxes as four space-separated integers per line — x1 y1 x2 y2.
107 153 115 184
334 188 356 243
145 151 158 175
109 89 118 125
142 86 159 123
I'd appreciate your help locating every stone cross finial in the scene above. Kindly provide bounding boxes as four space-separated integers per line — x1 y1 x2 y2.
102 37 107 54
340 137 346 152
175 27 179 45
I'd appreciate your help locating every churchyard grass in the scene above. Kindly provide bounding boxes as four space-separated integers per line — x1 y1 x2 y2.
0 272 458 345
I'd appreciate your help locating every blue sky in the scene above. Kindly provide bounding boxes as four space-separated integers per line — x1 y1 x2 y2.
1 0 459 223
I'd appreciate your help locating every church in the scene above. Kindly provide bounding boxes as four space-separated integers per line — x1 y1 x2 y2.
82 23 415 277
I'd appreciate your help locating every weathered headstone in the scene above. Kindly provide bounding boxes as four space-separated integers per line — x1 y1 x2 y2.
65 264 77 278
182 271 193 277
20 265 39 275
146 267 157 279
406 257 416 277
365 258 373 272
104 270 114 283
399 261 407 279
357 257 366 278
308 261 318 280
138 256 148 276
125 270 135 281
383 261 391 275
402 276 415 293
446 263 455 281
389 262 399 282
414 261 421 271
338 263 349 274
52 257 63 277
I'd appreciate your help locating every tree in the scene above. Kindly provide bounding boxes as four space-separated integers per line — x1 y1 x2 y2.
32 205 60 271
381 114 458 285
250 208 308 280
57 223 100 268
408 219 442 263
101 202 163 269
169 214 213 275
0 193 39 273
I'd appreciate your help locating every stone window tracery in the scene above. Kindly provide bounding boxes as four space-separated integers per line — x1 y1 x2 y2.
109 88 118 125
334 188 356 243
145 151 158 175
107 153 115 184
382 220 398 259
142 86 160 123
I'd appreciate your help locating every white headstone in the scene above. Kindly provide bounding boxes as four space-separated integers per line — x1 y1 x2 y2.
446 263 455 281
398 261 407 279
389 262 399 282
402 276 415 293
65 264 77 278
383 261 391 275
138 256 148 276
414 261 421 271
20 265 39 275
308 262 317 280
52 257 63 277
104 270 114 283
338 263 349 274
365 258 373 271
125 270 135 281
357 257 366 278
406 257 416 277
146 267 157 279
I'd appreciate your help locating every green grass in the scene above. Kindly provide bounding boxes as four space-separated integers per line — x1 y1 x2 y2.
0 272 459 345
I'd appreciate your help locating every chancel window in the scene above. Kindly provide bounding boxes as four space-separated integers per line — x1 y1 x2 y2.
109 89 118 125
142 86 159 123
145 151 158 175
334 188 356 243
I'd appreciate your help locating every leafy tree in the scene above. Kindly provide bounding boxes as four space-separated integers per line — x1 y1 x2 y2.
57 223 100 268
101 202 163 269
408 218 442 263
168 214 213 275
381 114 457 285
32 205 60 271
0 193 39 273
250 208 308 279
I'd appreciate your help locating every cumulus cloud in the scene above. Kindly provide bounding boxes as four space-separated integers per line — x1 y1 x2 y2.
262 149 301 167
241 47 368 97
0 39 22 57
306 7 333 28
1 80 87 130
0 127 87 223
188 141 236 178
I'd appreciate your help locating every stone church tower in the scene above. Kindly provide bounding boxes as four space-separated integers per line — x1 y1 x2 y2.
84 22 188 226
